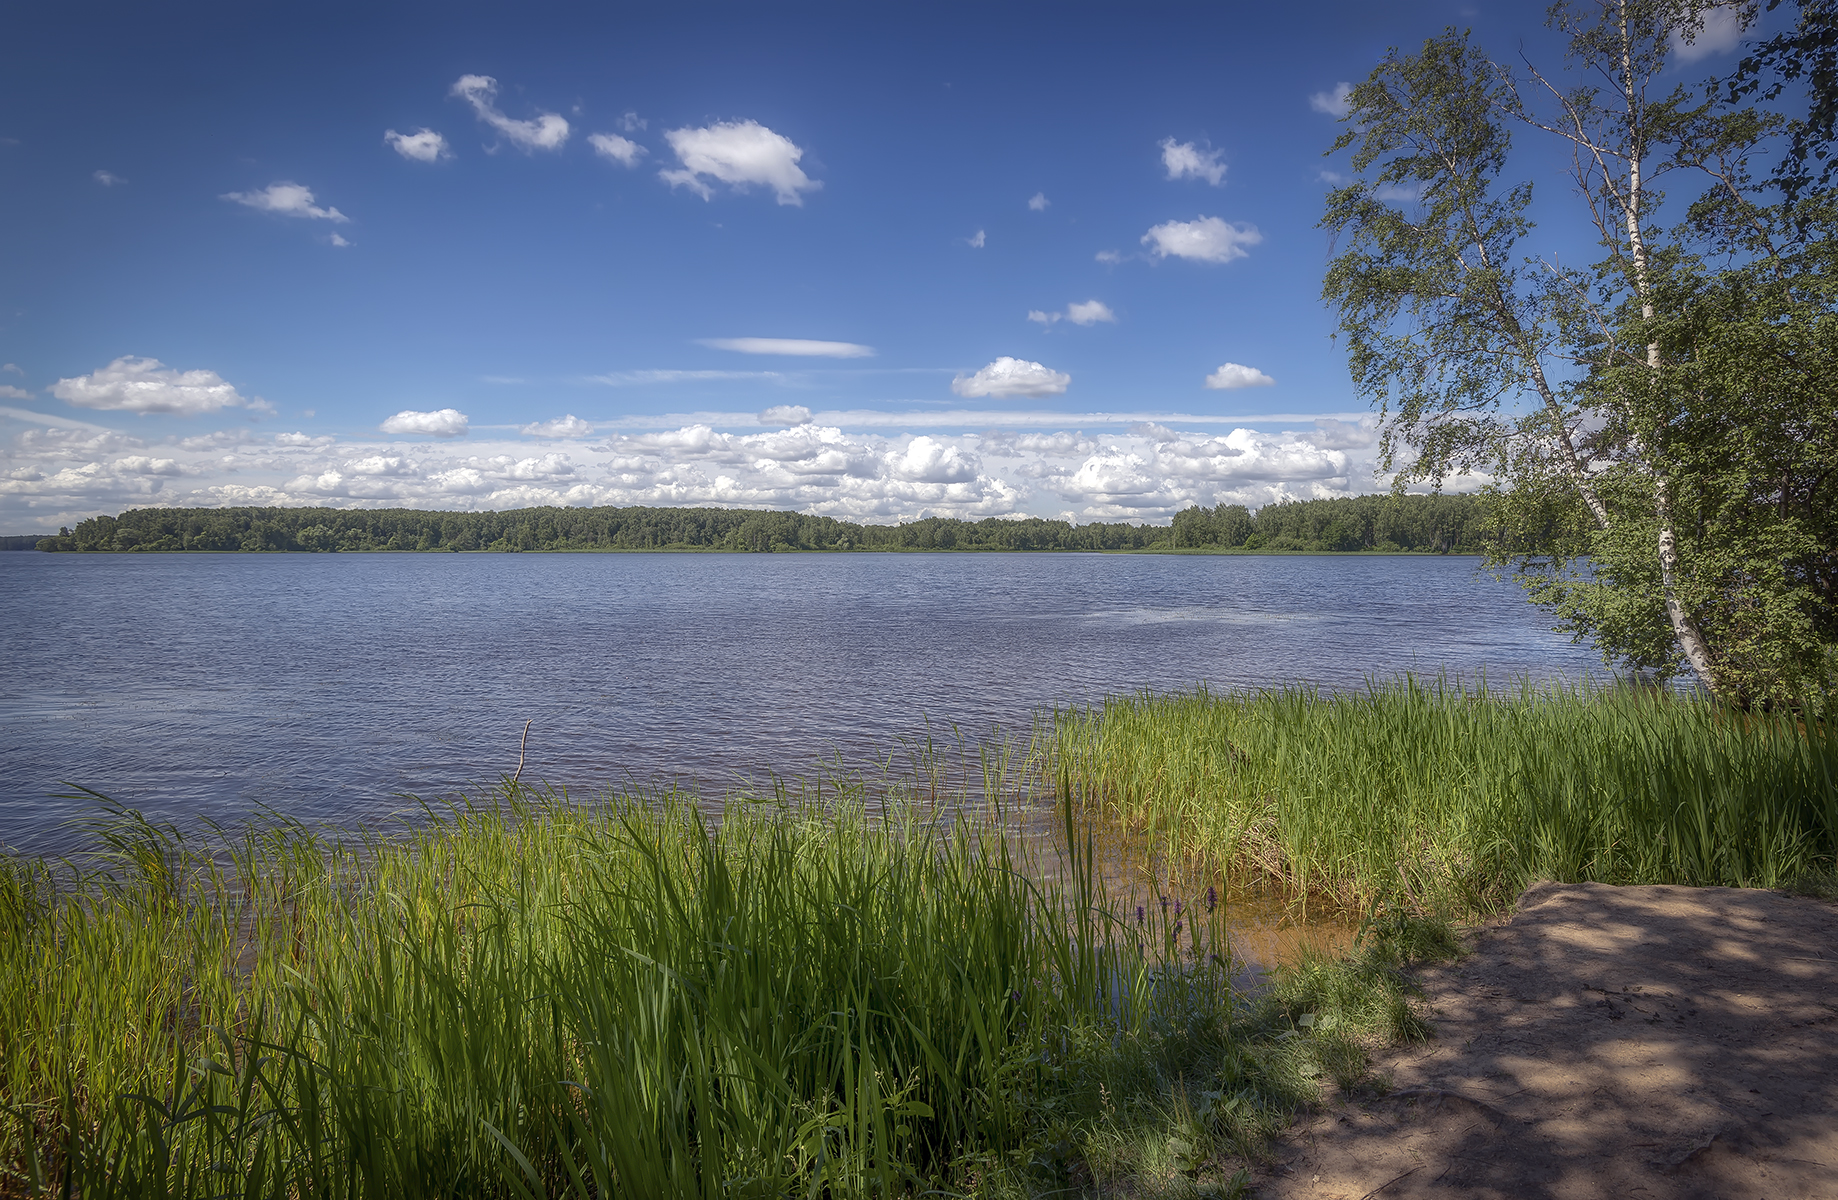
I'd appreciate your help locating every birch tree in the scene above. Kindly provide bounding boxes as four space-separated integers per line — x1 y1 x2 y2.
1322 0 1838 704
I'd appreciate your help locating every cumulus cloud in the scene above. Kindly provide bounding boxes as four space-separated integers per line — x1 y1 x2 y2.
1312 418 1377 449
698 337 873 358
93 170 125 186
618 112 646 132
52 357 270 416
114 455 185 476
379 408 469 437
385 128 451 162
450 74 570 151
1204 362 1275 389
520 414 594 438
760 405 813 426
660 120 819 204
1028 192 1049 211
886 436 978 483
1029 300 1117 327
1095 249 1123 264
2 406 1398 529
221 182 349 222
1160 138 1226 185
980 430 1095 458
0 385 30 400
1672 5 1745 62
952 357 1071 398
1310 83 1353 117
589 132 646 166
968 229 986 248
1142 216 1262 263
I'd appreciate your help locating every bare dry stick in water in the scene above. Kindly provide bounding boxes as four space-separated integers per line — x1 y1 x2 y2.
512 719 532 786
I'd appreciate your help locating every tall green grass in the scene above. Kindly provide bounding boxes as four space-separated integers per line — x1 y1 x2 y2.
0 781 1323 1198
1045 678 1838 914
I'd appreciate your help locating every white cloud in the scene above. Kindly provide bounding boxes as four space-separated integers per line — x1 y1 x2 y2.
1310 82 1353 118
93 170 125 187
1142 216 1262 263
589 132 646 167
328 233 351 247
968 229 986 248
450 74 570 151
952 357 1071 398
618 112 646 132
1312 417 1376 449
1672 5 1744 62
520 414 594 438
979 430 1096 458
659 120 819 205
698 337 874 358
114 455 185 476
52 357 270 416
1095 249 1123 264
1375 181 1426 204
886 436 978 483
759 405 813 426
1065 299 1116 326
1 406 1402 528
591 369 781 385
0 385 29 400
1159 138 1226 186
1204 362 1275 389
385 128 451 162
1028 192 1049 211
221 182 349 223
379 408 469 437
1029 300 1116 327
2 364 21 375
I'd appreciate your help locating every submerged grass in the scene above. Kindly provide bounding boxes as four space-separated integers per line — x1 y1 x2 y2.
1044 677 1838 917
0 777 1372 1199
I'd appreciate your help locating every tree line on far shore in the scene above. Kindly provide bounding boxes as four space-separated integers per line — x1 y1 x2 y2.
27 493 1492 555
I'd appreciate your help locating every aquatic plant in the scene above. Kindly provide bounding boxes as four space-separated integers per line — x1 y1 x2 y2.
1044 677 1838 915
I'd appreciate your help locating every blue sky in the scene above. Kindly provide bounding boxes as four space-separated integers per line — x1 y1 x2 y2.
0 0 1756 530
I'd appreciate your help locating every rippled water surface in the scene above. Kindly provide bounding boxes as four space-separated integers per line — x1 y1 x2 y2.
1 551 1601 850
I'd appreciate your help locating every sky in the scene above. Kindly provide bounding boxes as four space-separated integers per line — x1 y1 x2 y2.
0 0 1759 532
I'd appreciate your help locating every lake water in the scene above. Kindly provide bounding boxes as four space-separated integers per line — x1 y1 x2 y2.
0 551 1603 852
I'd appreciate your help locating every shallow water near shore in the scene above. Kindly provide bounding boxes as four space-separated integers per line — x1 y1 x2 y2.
0 550 1601 852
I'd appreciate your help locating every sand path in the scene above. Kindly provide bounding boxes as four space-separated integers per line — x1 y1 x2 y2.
1253 882 1838 1200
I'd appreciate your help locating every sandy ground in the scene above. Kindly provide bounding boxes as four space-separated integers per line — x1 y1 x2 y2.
1252 882 1838 1200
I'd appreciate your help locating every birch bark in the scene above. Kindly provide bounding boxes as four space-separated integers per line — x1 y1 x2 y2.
1613 0 1724 693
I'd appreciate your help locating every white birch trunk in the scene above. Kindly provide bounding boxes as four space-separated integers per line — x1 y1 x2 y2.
1617 0 1722 695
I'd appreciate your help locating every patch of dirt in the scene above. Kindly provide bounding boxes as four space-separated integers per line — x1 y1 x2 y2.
1252 881 1838 1200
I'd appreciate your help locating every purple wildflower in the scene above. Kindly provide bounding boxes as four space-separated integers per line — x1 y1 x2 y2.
1206 885 1217 913
1174 899 1183 917
1136 905 1144 925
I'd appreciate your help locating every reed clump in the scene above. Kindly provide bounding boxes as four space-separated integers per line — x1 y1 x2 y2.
1045 677 1838 916
0 782 1368 1199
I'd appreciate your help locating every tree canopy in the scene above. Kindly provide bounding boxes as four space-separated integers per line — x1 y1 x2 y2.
1323 0 1838 705
32 495 1491 556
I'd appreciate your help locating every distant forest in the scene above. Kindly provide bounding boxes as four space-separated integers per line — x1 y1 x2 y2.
28 493 1492 554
